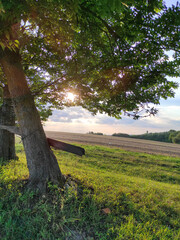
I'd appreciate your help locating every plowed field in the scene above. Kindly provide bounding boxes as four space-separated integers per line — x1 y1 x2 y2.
46 131 180 157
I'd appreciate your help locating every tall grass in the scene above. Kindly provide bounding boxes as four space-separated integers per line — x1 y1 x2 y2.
0 142 180 239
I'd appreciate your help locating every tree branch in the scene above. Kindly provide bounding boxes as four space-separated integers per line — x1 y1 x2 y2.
81 6 120 40
31 74 67 96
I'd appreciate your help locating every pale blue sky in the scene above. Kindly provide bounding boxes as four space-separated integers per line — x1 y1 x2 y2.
44 0 180 135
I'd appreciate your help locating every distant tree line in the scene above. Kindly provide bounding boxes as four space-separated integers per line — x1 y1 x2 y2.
112 133 130 138
112 130 180 144
88 131 104 135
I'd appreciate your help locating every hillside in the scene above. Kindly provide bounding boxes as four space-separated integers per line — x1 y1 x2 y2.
1 142 180 239
45 131 180 157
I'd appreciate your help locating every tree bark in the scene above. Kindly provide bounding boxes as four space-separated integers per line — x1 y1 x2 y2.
0 85 17 161
0 49 65 192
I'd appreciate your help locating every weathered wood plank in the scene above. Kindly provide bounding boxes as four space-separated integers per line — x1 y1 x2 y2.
47 138 85 156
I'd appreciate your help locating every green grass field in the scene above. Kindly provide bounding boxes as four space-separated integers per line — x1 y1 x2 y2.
0 141 180 239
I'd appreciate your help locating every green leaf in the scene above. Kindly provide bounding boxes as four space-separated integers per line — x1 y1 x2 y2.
0 41 5 50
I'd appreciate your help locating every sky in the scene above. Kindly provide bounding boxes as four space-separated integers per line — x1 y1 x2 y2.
44 0 180 135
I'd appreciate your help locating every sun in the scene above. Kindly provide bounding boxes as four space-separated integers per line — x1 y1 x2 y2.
66 92 75 102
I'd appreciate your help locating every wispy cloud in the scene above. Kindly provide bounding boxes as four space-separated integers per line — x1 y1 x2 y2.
44 103 180 135
45 69 180 135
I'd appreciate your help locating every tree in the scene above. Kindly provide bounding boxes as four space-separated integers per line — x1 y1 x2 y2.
112 133 130 138
172 132 180 144
0 84 17 161
0 0 179 192
169 130 180 143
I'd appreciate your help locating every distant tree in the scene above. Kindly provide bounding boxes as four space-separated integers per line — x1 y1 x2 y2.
88 132 94 135
172 132 180 144
131 130 178 143
88 132 103 135
169 130 178 142
95 133 104 136
170 131 180 144
112 133 130 138
0 0 179 192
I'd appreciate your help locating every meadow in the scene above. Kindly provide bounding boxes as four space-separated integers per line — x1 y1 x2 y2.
0 137 180 239
46 131 180 157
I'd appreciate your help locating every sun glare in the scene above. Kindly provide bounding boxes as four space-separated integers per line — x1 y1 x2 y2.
67 92 75 102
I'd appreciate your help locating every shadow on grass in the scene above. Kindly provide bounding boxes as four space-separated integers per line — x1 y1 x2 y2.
0 177 109 239
0 173 179 240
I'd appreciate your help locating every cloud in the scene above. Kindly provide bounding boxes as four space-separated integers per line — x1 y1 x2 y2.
45 102 180 134
45 75 180 135
49 108 85 122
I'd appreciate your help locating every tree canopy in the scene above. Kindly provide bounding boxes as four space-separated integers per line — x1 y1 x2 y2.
0 0 179 118
0 0 180 191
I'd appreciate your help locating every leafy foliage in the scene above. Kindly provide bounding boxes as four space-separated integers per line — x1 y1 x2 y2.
0 0 180 119
112 132 130 138
88 131 104 135
131 130 178 143
172 131 180 144
112 129 180 144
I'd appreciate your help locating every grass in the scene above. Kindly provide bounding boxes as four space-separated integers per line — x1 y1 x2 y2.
0 140 180 239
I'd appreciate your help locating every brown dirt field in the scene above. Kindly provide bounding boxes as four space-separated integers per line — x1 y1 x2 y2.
45 131 180 157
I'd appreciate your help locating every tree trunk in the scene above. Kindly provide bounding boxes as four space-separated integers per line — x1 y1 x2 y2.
0 85 17 161
0 49 65 192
